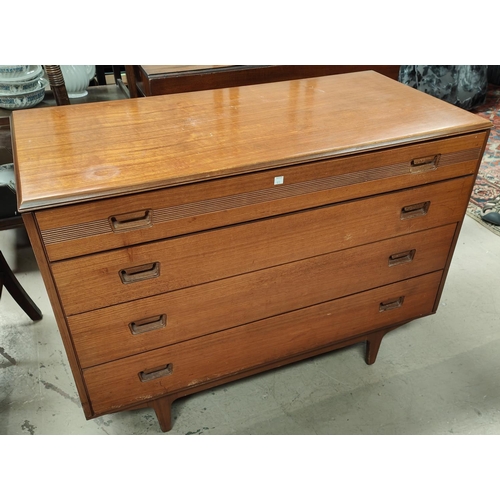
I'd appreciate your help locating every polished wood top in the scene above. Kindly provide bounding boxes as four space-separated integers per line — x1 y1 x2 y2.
12 71 491 211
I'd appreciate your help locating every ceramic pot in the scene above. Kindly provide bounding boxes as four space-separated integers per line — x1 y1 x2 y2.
0 65 31 79
60 65 96 98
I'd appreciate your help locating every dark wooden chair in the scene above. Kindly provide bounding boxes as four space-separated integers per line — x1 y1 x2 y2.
45 65 130 104
44 65 70 105
0 184 42 320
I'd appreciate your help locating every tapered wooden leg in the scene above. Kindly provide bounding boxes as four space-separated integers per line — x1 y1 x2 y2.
148 396 174 432
0 251 42 321
365 329 389 365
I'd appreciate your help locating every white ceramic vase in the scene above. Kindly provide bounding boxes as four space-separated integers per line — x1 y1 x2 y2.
60 65 96 98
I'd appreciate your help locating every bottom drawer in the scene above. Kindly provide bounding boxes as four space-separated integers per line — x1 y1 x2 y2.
84 271 443 415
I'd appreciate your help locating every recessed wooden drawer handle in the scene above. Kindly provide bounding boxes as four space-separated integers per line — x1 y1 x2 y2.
129 314 167 335
109 210 152 232
410 154 440 173
379 296 404 312
139 363 173 382
388 249 416 267
119 262 160 284
400 201 430 219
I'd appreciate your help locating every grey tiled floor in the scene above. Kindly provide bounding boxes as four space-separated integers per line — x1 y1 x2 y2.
1 216 499 435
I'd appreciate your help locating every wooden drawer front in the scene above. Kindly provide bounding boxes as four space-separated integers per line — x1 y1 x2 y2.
70 224 456 367
37 132 486 261
54 176 472 316
83 271 443 414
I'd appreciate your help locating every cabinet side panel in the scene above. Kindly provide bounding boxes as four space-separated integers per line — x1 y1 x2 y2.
432 128 491 312
21 212 93 419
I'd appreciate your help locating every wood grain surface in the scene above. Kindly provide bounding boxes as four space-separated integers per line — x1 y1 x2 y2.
12 71 490 211
52 176 473 315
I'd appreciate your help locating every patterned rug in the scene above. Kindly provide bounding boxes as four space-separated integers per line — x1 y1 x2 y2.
467 84 500 235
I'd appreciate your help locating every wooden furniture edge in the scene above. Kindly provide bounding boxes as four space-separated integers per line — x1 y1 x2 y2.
431 130 490 311
15 128 492 213
21 212 93 417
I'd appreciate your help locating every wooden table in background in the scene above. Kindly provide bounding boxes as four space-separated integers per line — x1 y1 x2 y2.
126 65 400 97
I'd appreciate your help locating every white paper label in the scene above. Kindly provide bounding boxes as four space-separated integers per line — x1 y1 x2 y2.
274 176 284 185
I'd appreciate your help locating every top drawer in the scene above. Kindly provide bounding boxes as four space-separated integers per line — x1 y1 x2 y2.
35 132 487 261
53 176 473 315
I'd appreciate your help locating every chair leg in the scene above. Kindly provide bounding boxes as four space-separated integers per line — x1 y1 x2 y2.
44 65 70 106
0 251 42 321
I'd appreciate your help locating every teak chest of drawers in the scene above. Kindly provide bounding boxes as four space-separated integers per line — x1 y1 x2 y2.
12 71 491 432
